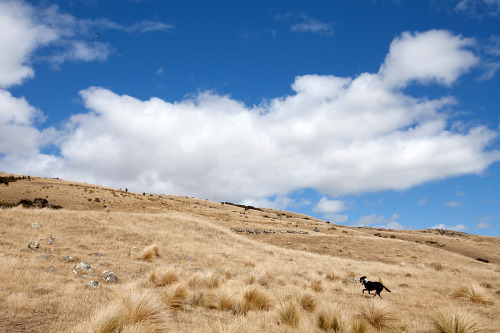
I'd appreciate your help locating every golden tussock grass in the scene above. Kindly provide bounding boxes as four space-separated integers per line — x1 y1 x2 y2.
149 267 179 287
204 287 237 311
452 284 494 305
140 244 159 262
161 283 189 308
278 300 301 327
316 304 345 332
1 175 500 332
431 307 492 333
361 300 398 330
297 292 317 312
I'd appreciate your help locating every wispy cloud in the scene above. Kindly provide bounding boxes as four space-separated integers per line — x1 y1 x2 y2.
276 13 334 36
444 201 464 207
455 0 500 17
418 197 428 206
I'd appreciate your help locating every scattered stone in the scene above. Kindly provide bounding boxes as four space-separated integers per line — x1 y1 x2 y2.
39 255 52 259
496 290 500 295
78 245 88 249
94 252 106 257
102 271 119 283
47 237 55 244
186 256 192 260
48 266 56 273
75 261 91 271
87 280 99 288
31 222 40 229
61 256 74 262
28 242 39 250
222 252 230 258
341 278 357 284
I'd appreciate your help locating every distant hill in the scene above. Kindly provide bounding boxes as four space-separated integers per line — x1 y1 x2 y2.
1 172 498 332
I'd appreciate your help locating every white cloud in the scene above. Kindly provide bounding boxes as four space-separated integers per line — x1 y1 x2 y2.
379 30 479 88
351 213 404 230
1 22 500 205
431 223 467 232
313 197 348 214
0 0 58 87
313 197 351 222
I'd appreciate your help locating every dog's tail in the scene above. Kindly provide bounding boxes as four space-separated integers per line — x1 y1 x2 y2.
383 285 391 293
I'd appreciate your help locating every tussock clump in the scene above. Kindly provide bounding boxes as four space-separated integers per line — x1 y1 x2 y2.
278 300 301 327
453 284 494 305
140 244 160 262
120 290 169 330
362 300 398 330
431 307 491 333
244 256 256 267
162 283 188 308
298 292 317 312
81 290 168 333
205 287 237 311
149 267 179 287
325 271 341 281
317 305 345 332
310 279 324 293
350 317 367 333
82 303 123 333
235 286 273 314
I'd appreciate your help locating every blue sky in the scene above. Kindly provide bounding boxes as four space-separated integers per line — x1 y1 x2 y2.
1 0 500 236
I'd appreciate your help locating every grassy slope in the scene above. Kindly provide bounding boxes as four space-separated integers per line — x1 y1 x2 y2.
0 173 499 332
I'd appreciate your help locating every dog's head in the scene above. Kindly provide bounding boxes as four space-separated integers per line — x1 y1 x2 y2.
359 276 367 284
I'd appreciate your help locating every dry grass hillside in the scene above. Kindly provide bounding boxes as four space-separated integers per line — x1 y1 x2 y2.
1 172 499 333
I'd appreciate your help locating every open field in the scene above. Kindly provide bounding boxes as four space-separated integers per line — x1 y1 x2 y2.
1 173 499 332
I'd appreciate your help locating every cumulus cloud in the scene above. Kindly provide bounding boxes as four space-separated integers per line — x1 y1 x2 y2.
0 0 57 87
379 30 479 88
1 15 499 206
313 197 351 222
431 223 467 231
351 213 404 230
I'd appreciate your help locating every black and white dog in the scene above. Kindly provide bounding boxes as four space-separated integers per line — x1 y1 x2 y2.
359 276 391 298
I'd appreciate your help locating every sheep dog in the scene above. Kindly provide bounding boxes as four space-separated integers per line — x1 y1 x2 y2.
359 276 391 298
